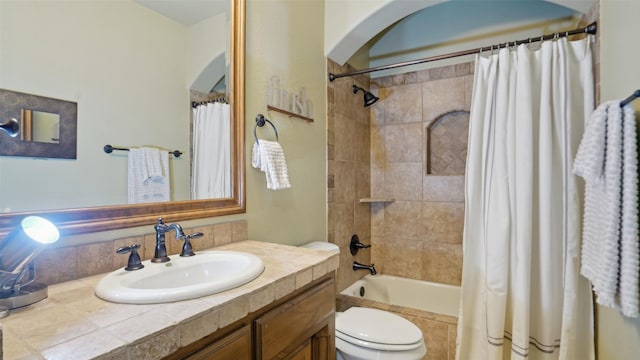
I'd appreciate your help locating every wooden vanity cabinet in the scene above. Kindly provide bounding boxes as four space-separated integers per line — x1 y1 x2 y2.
165 274 335 360
255 274 335 359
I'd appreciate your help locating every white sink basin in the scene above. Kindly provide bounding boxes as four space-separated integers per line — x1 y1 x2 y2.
95 251 264 304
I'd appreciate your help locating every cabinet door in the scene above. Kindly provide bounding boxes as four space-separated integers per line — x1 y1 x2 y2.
183 325 252 360
310 321 335 360
255 278 335 360
287 340 312 360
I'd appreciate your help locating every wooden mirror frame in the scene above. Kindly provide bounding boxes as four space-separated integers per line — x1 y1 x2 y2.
0 0 245 237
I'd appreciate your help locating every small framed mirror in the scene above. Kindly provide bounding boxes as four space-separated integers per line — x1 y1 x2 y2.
0 89 77 159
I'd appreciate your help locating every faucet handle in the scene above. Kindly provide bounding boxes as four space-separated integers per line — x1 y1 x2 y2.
179 232 203 257
349 234 371 255
116 244 144 271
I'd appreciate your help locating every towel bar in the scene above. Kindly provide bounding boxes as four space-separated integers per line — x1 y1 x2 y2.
103 144 183 158
620 89 640 107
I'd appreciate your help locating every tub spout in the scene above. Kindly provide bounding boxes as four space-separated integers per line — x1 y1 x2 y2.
352 261 377 275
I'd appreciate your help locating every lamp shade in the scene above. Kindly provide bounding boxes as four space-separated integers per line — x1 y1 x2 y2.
0 216 59 274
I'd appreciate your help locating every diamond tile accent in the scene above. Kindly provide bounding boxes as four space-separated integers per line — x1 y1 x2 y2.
427 111 469 175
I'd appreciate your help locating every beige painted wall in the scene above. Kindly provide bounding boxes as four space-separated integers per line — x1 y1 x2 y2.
244 0 327 246
597 0 640 358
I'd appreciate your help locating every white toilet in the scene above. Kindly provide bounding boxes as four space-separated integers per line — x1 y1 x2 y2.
299 242 427 360
335 307 427 360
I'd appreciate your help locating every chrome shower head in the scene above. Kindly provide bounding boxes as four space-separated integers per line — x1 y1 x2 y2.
352 85 379 107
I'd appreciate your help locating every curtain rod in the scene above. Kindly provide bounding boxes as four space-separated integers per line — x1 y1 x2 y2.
192 97 228 108
328 22 597 82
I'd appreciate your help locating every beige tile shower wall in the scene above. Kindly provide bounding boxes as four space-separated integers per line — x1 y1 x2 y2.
370 63 473 286
35 220 248 286
327 60 373 292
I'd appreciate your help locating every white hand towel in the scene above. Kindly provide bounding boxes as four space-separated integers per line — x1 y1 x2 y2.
128 147 171 204
143 147 164 179
573 101 639 317
251 141 265 171
251 140 291 190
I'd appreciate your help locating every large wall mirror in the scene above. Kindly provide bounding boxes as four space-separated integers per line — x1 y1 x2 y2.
0 0 245 236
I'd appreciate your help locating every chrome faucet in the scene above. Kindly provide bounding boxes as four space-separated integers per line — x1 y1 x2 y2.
352 261 377 275
152 218 185 263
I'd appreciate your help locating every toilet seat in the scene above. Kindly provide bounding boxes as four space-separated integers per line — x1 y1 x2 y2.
336 336 427 360
336 331 423 351
335 307 424 351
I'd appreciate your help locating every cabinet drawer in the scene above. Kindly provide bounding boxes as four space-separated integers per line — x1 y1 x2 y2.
184 325 251 360
255 278 335 360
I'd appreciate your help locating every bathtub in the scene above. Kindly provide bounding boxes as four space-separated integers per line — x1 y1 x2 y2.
339 274 461 317
337 274 461 360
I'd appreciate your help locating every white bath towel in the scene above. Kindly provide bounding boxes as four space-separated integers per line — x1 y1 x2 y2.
251 140 291 190
573 101 639 317
618 103 639 317
128 147 171 204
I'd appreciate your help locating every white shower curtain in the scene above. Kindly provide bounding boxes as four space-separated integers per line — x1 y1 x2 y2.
192 102 232 199
456 37 595 360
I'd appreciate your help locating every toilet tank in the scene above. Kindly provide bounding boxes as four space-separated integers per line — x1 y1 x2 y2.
299 241 340 253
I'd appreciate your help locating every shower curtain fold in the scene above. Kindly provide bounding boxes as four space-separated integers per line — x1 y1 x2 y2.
192 102 232 200
456 37 595 360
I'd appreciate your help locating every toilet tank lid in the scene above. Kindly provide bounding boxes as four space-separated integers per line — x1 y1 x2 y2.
336 307 423 346
299 241 340 253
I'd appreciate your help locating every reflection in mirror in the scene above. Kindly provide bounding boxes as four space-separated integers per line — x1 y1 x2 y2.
1 0 231 210
20 110 60 144
1 1 229 211
0 0 245 236
0 88 77 160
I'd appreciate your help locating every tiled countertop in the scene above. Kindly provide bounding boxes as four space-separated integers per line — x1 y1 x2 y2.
0 240 339 360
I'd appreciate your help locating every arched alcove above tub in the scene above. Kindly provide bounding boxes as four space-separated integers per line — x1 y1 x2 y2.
325 0 593 76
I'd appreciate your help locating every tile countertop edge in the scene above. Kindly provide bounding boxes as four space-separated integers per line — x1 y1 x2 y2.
1 240 340 360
